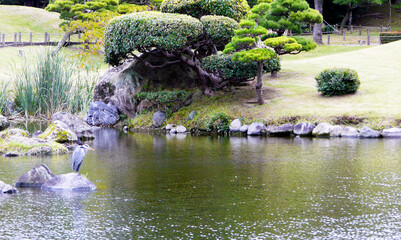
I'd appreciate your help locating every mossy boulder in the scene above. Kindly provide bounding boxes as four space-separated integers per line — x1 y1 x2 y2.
38 120 78 143
0 128 29 139
0 135 67 157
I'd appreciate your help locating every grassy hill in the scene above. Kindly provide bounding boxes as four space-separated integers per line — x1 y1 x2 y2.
0 5 61 34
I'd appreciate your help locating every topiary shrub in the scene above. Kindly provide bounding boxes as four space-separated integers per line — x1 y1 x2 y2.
315 68 360 97
202 54 280 83
104 11 203 66
160 0 250 22
200 15 239 49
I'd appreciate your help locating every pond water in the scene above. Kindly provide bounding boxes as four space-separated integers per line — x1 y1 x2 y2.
2 129 401 239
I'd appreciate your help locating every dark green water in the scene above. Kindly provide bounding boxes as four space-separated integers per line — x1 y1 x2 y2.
2 129 401 239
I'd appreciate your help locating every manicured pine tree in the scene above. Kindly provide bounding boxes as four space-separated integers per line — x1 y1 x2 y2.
224 3 276 105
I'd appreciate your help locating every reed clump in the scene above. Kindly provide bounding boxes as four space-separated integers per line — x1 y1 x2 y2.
12 49 96 118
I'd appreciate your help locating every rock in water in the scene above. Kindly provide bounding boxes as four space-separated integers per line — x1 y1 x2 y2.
52 112 95 140
267 124 293 136
359 126 381 138
0 181 17 194
247 122 266 136
293 122 315 136
382 127 401 138
176 125 186 133
330 125 344 137
312 123 333 137
38 120 78 143
229 119 242 132
239 125 249 133
153 111 166 128
341 126 359 138
41 173 97 191
85 101 120 126
16 164 55 188
0 115 9 131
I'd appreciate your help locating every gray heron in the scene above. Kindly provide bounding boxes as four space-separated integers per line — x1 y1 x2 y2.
72 141 94 172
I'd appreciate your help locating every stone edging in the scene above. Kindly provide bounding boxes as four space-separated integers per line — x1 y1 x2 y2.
229 119 400 138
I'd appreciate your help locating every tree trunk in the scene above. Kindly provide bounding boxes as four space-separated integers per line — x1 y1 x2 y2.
388 0 392 27
313 0 324 44
256 61 264 105
53 30 73 54
340 4 352 30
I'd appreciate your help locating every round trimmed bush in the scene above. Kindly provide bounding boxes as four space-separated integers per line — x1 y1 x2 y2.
200 15 239 49
315 68 360 97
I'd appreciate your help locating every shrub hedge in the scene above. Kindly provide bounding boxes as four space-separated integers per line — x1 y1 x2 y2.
379 32 401 44
315 68 360 97
160 0 250 22
203 54 281 83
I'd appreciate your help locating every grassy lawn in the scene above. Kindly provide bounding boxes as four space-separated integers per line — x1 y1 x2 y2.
130 41 401 130
0 6 61 34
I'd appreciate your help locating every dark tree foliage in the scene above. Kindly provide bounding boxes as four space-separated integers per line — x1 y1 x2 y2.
0 0 48 7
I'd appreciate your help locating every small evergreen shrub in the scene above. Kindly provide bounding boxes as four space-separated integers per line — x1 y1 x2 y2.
315 68 360 97
202 54 280 83
206 112 231 133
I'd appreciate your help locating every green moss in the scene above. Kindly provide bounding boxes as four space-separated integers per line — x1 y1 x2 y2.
56 130 69 142
38 123 56 140
0 140 68 155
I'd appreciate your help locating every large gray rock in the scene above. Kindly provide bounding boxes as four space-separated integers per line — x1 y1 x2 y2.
267 124 293 136
330 125 344 137
359 126 381 138
153 111 166 128
0 181 17 194
41 173 97 191
0 115 9 131
382 127 401 138
85 101 119 126
341 126 359 138
38 120 78 143
16 164 55 188
93 54 200 117
52 112 94 140
247 122 266 136
293 122 315 136
229 119 242 132
312 123 333 137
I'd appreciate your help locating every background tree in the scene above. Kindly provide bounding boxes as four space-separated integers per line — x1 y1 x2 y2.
46 0 148 53
313 0 323 44
261 0 323 36
224 3 276 104
333 0 383 29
